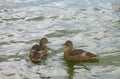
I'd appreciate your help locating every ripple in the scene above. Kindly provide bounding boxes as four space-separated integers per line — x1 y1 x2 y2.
26 16 45 21
0 0 120 79
2 17 25 21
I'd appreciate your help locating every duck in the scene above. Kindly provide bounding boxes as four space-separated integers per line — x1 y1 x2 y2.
30 38 49 63
62 40 99 61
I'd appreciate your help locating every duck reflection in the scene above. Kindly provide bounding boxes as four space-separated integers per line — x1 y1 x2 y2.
65 60 90 79
66 61 75 79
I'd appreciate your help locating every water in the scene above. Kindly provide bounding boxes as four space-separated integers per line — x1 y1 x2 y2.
0 0 120 79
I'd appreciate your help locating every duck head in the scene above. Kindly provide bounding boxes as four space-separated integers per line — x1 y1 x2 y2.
62 40 73 49
39 38 49 46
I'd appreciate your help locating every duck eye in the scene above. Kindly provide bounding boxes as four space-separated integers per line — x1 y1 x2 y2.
44 40 46 43
66 42 70 45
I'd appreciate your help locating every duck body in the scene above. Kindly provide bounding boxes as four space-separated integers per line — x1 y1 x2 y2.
63 41 99 62
30 38 49 63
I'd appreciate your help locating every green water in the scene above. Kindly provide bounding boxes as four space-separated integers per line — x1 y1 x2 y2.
0 0 120 79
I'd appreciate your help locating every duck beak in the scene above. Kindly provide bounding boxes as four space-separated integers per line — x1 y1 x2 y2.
48 41 51 44
62 44 65 46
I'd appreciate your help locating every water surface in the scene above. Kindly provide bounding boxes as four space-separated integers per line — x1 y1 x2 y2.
0 0 120 79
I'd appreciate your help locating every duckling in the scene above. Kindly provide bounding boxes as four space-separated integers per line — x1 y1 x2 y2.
30 38 49 63
62 40 99 61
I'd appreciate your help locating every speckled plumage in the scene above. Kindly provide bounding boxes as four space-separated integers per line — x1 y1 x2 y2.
30 38 49 63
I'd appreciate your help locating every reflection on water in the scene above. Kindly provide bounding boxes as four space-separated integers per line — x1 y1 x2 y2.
67 62 75 79
65 61 90 79
0 0 120 79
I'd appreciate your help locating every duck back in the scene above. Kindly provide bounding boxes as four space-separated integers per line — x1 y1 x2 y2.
71 49 85 55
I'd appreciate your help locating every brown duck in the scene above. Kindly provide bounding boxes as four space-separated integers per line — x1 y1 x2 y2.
62 40 99 61
30 38 49 63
